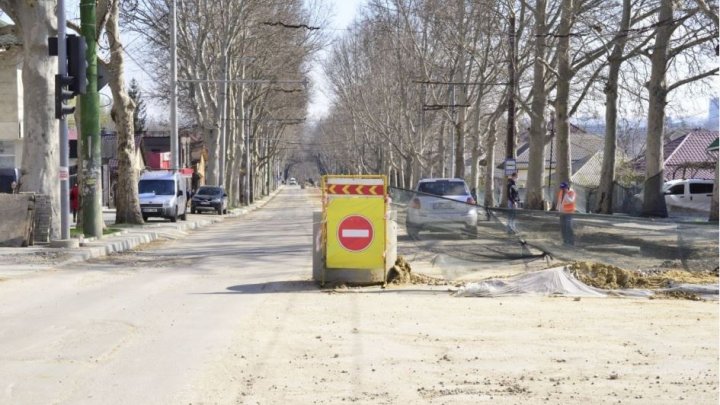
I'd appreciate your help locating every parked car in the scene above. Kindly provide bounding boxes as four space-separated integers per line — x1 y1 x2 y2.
405 178 478 238
662 179 714 213
633 179 714 215
191 186 228 215
138 171 189 222
289 177 298 186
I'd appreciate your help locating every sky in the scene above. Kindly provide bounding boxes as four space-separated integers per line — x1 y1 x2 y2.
121 0 368 124
306 0 367 121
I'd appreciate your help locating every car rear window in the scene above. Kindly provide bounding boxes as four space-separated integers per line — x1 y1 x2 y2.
418 181 467 196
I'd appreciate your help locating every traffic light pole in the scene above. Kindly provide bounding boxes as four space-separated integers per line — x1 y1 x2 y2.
80 0 103 238
57 0 70 240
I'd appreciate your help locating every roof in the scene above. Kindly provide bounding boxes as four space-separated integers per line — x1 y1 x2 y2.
515 129 604 168
570 150 627 188
708 138 719 152
663 131 718 180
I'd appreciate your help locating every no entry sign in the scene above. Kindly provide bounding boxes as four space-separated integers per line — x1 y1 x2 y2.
338 215 374 252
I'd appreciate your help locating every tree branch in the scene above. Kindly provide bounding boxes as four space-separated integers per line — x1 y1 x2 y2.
667 67 719 93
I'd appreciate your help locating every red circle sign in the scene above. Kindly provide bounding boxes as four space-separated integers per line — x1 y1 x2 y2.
337 215 374 252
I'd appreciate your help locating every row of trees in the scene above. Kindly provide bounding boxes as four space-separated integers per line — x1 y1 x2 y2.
310 0 718 217
0 0 323 236
124 0 325 207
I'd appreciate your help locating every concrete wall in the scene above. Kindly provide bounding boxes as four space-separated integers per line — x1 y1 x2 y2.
0 193 34 246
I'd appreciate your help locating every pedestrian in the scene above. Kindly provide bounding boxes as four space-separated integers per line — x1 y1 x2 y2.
507 172 519 234
70 182 80 222
556 181 576 246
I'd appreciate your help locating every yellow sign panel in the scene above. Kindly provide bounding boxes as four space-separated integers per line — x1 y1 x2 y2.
326 197 385 269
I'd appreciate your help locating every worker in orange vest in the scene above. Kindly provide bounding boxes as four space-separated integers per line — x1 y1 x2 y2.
556 182 576 246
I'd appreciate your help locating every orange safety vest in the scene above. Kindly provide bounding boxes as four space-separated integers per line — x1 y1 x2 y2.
556 189 576 213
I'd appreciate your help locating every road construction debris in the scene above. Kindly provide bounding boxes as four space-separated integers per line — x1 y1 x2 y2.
386 256 447 285
569 261 718 289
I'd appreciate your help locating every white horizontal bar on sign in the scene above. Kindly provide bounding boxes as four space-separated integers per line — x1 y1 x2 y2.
342 229 370 238
326 178 384 186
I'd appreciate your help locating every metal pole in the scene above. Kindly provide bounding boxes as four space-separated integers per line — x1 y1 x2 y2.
170 0 179 170
450 84 456 178
80 0 102 238
57 0 70 240
548 118 554 189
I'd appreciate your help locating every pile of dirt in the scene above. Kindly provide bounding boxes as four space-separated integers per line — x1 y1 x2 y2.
569 261 718 290
386 256 447 286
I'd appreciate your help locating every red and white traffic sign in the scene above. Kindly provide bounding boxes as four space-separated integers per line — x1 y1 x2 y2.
337 215 374 252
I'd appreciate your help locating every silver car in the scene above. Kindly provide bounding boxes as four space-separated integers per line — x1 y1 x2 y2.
405 178 478 238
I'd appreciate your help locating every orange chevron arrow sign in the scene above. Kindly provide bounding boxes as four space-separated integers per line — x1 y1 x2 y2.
325 184 385 196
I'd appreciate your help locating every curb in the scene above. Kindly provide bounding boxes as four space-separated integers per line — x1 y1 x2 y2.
8 187 283 269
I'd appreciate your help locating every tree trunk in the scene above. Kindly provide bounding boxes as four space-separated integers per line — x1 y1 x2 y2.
483 120 498 208
596 0 631 214
526 0 548 210
205 126 220 185
105 0 142 225
711 159 719 221
642 0 674 217
0 0 60 237
555 0 573 187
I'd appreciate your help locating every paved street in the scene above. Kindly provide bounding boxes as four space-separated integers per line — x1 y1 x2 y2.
0 187 717 404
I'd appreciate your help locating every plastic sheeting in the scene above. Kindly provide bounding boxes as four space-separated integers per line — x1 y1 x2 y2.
455 267 606 297
454 267 719 299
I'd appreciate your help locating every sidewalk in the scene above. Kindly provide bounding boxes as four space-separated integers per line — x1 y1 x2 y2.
0 189 281 277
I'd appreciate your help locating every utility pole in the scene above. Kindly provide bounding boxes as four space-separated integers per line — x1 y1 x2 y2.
449 84 456 178
170 0 179 170
80 0 103 238
56 0 70 240
502 11 517 206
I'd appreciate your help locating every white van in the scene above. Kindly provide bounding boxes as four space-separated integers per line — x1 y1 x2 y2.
138 171 188 222
663 179 714 214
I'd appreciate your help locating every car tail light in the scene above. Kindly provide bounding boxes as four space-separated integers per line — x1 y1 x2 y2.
466 197 476 205
410 198 421 209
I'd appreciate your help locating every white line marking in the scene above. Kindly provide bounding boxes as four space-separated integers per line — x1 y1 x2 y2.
342 229 370 238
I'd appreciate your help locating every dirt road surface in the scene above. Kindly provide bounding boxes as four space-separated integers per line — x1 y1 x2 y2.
0 187 717 404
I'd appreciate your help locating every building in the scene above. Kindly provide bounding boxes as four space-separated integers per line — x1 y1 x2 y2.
634 130 719 181
0 21 23 171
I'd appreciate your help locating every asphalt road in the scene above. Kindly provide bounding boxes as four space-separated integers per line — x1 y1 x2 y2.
0 187 717 404
0 187 316 404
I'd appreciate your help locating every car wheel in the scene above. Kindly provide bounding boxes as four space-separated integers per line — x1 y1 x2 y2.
142 215 149 222
180 209 187 221
465 224 479 239
217 206 222 215
170 207 178 223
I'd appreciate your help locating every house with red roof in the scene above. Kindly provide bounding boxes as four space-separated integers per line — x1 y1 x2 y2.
634 130 718 181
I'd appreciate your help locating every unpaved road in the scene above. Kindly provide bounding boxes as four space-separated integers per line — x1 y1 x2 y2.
0 187 717 404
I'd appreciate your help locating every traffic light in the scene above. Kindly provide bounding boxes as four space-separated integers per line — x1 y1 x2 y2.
55 74 75 119
66 35 87 95
48 35 88 96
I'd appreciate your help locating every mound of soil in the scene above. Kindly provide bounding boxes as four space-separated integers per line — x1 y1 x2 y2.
386 256 447 286
569 261 718 290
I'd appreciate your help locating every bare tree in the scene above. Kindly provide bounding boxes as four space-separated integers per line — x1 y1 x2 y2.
0 1 59 236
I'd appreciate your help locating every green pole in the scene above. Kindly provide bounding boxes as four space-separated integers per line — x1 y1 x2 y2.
80 0 103 237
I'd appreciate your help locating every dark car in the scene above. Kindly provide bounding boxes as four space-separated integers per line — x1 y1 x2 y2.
191 186 228 215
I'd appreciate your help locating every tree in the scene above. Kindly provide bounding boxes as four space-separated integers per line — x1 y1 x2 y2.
102 0 143 225
641 0 718 217
128 78 147 133
0 1 59 237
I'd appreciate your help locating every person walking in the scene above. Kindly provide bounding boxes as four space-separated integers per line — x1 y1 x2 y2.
507 172 519 234
556 182 576 246
70 182 80 222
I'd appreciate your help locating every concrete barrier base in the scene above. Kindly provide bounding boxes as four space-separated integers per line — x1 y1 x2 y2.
312 210 398 286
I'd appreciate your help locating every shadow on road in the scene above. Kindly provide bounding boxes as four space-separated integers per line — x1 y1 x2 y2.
202 280 320 294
